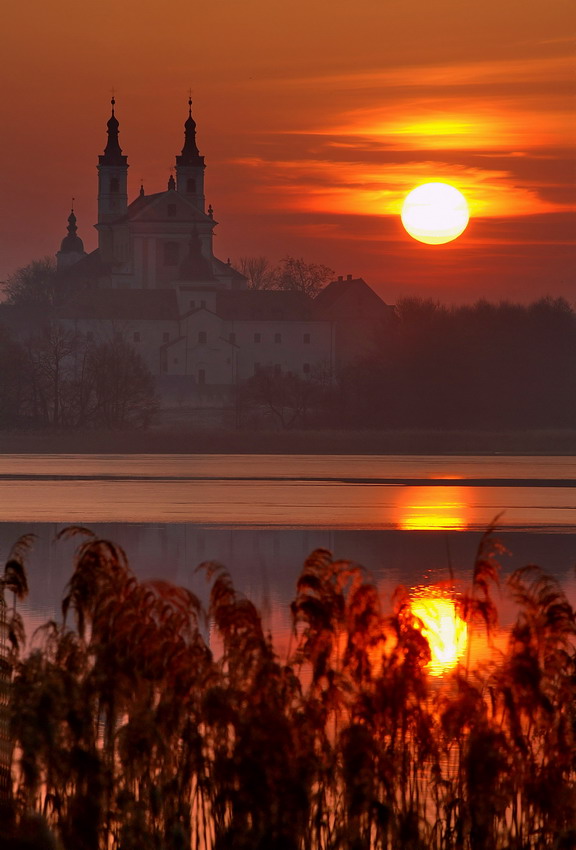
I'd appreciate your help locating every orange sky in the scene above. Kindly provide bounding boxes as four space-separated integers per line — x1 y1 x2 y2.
0 0 574 302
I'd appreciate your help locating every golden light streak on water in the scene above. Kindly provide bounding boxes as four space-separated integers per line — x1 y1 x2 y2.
396 485 469 531
410 589 468 676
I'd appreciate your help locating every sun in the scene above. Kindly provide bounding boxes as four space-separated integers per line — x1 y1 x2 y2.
401 182 470 245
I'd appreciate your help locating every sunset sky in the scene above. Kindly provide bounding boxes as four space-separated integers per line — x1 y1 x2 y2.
1 0 574 303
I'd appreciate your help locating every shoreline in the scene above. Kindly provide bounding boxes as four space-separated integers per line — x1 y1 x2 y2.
1 427 576 455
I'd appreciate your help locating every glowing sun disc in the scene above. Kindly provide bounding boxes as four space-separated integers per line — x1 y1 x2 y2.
401 182 469 245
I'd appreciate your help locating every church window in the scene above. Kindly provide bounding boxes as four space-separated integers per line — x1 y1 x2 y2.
198 369 206 385
198 331 207 344
303 333 311 344
229 332 236 344
254 333 261 343
133 332 140 342
163 332 170 343
110 177 120 193
167 204 177 217
274 364 282 376
187 178 196 193
303 363 311 374
274 333 282 343
163 242 179 265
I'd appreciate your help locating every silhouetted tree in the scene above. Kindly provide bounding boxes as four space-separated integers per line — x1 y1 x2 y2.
0 328 157 430
85 338 158 429
27 325 76 426
0 328 29 427
234 256 277 290
274 256 334 298
238 366 330 429
2 258 60 308
232 256 334 297
337 297 576 431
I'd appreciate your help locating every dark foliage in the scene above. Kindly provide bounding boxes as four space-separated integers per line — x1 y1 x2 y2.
1 529 575 849
337 296 576 430
0 326 158 429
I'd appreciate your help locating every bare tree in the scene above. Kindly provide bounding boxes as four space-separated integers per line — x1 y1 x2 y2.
274 256 334 298
233 256 335 297
2 258 60 307
27 325 76 426
234 256 277 290
238 366 331 429
86 338 158 429
0 327 29 427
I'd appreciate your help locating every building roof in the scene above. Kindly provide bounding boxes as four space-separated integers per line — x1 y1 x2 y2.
125 191 164 217
212 256 247 282
215 289 315 321
56 249 110 282
123 190 214 225
314 277 394 319
57 289 180 321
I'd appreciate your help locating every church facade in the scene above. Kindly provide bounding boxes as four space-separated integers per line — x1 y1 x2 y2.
54 99 394 407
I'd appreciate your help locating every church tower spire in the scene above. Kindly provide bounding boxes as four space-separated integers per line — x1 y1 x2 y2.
97 97 129 225
175 97 206 211
56 202 86 270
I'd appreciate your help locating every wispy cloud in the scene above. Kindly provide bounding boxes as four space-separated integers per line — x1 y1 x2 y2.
231 155 563 219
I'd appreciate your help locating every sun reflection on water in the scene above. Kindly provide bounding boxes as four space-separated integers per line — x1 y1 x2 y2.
410 588 468 676
396 484 469 531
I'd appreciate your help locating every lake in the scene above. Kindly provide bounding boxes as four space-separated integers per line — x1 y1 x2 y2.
0 453 574 641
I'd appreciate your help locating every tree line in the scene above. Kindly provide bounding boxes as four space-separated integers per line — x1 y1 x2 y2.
234 255 334 297
337 296 576 431
240 296 576 431
0 324 156 430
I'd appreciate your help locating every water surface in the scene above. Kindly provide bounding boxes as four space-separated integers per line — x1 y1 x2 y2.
0 454 574 529
1 454 574 643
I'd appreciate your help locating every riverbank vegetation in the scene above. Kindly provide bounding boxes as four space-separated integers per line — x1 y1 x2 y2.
2 527 575 849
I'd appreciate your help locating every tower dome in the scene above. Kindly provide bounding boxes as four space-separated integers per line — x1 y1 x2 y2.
56 207 86 270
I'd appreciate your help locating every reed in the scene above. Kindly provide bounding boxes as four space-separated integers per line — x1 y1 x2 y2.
2 526 575 849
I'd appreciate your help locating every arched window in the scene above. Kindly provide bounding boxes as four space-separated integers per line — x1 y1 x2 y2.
187 178 196 193
110 177 120 193
163 242 179 266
